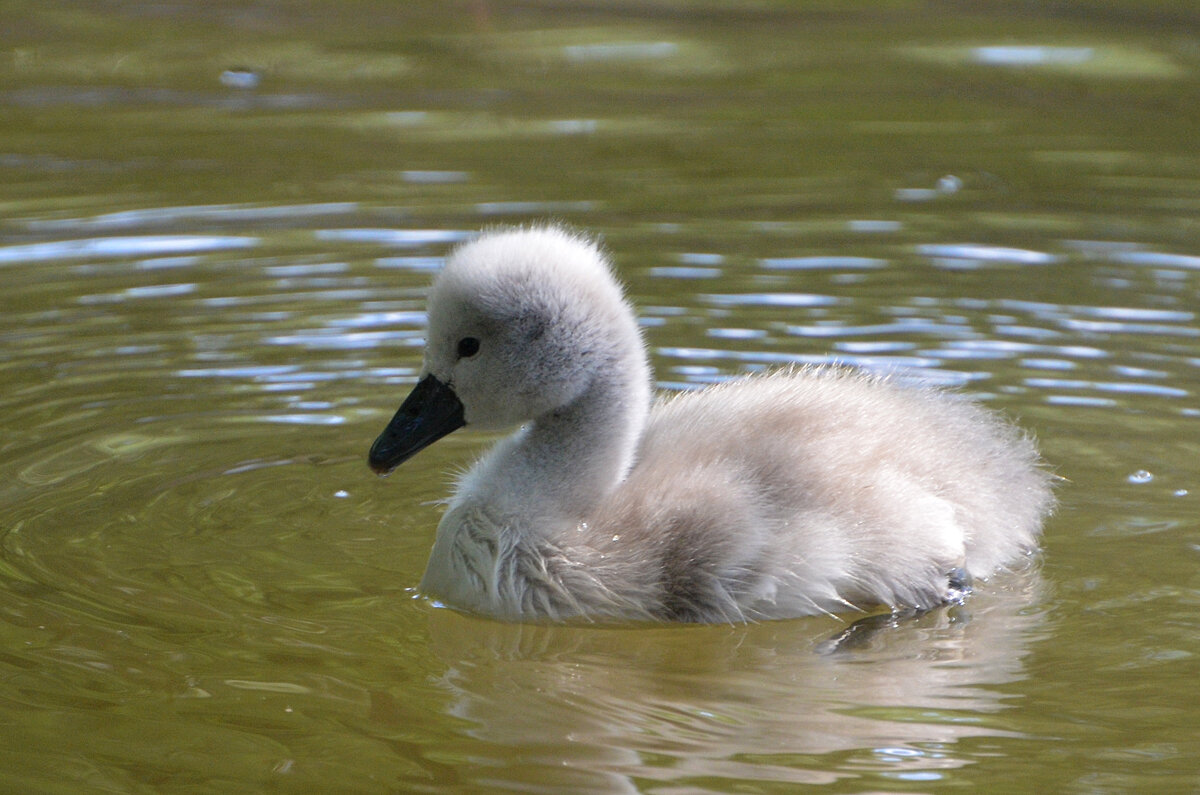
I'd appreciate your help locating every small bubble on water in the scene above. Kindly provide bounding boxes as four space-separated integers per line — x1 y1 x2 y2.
1174 488 1189 497
333 489 350 498
1127 470 1153 484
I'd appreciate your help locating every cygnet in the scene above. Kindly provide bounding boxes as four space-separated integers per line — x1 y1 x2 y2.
368 225 1054 623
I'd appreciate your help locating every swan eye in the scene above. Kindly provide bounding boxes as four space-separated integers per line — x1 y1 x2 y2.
456 337 481 358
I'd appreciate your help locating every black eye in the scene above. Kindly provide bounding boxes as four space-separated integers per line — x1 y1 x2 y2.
456 337 480 358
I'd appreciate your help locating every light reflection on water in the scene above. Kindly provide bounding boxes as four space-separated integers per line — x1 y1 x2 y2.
9 216 1193 431
422 581 1046 790
0 234 258 263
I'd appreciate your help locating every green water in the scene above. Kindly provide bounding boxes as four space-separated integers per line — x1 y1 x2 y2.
2 2 1198 792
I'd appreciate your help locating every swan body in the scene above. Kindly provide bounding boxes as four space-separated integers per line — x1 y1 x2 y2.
368 226 1054 623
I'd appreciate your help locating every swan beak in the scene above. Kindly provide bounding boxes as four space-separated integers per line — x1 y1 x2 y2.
368 375 465 475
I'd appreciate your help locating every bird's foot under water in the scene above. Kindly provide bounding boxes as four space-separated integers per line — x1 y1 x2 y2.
945 566 973 605
816 568 974 655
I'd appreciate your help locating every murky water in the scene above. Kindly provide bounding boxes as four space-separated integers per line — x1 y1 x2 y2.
3 2 1198 792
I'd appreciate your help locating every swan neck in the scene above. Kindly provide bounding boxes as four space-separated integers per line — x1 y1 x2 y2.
519 361 650 518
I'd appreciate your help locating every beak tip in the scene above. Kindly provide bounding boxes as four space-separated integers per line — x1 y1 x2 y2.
367 439 400 475
366 374 465 476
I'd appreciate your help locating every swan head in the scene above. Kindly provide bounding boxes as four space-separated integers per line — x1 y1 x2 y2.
369 225 647 474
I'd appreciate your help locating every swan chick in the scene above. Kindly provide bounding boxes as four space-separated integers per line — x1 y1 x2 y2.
368 225 1055 623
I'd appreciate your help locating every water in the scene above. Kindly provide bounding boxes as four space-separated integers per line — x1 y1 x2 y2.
2 2 1199 792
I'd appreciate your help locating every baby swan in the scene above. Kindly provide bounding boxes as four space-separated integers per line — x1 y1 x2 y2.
368 226 1054 623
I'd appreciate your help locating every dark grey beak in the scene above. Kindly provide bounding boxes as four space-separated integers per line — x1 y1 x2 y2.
368 375 465 475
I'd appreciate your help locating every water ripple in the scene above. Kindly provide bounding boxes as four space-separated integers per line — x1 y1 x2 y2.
676 253 726 266
475 201 596 215
1112 251 1200 269
702 293 840 308
314 229 471 247
25 203 357 232
973 46 1095 67
651 267 722 279
78 283 199 304
0 235 258 264
918 244 1060 267
760 256 888 270
266 331 419 350
1024 377 1189 399
786 320 975 339
564 42 679 62
1060 319 1199 337
374 256 445 271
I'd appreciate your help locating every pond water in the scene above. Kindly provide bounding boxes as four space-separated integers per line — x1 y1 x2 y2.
2 2 1199 792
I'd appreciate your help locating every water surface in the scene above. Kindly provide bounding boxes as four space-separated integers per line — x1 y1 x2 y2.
2 2 1199 792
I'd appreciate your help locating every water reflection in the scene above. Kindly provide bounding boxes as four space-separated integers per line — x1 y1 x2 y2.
314 228 471 247
918 243 1060 267
419 577 1045 790
0 234 257 264
24 202 357 232
761 255 888 269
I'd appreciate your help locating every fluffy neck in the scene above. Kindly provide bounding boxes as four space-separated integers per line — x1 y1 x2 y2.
462 348 651 526
523 368 650 518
